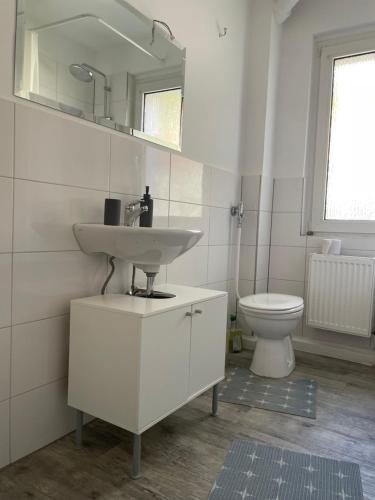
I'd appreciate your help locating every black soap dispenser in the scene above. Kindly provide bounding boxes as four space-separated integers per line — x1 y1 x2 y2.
140 186 153 227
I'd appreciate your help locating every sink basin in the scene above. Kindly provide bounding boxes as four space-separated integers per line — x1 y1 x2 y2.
73 224 203 273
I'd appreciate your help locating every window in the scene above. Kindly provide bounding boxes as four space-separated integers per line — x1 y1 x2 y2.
142 88 182 146
312 35 375 233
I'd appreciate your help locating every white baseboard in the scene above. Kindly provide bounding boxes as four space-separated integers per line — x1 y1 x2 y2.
242 335 375 366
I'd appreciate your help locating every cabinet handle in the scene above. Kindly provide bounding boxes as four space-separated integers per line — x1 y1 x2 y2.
194 309 203 315
185 312 193 317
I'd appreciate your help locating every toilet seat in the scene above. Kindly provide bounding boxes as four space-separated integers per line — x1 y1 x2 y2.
239 293 303 315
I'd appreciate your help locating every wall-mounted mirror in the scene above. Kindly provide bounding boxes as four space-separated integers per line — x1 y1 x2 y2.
14 0 185 151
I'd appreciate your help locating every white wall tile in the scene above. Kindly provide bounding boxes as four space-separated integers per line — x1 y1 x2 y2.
0 328 10 402
0 99 14 178
0 177 13 253
167 245 208 287
153 199 169 228
226 280 237 316
209 207 232 246
256 245 270 281
110 135 170 199
210 168 240 208
242 175 260 211
269 246 306 281
239 245 256 281
170 156 211 205
258 211 272 246
14 180 106 252
273 178 303 213
259 176 274 211
12 316 69 396
205 281 227 291
238 279 255 297
15 104 110 190
268 279 305 297
0 254 11 329
271 212 305 247
13 252 106 324
255 280 268 293
10 379 75 462
241 211 258 246
0 400 9 468
169 202 209 246
208 245 233 283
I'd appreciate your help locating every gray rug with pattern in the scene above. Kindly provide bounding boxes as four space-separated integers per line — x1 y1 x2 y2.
209 439 364 500
218 367 317 418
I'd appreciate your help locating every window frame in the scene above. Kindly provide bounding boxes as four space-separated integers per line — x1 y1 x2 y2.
312 35 375 233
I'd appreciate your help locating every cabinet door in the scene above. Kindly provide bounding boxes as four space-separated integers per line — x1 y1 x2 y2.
189 296 227 398
139 306 191 430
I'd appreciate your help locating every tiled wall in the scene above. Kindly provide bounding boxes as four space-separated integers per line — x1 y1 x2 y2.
239 174 375 363
0 97 240 468
238 175 273 309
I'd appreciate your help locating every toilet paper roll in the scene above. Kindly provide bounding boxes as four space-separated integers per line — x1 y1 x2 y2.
321 239 341 255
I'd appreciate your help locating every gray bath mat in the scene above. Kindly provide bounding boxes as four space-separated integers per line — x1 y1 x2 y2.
218 367 317 418
209 439 364 500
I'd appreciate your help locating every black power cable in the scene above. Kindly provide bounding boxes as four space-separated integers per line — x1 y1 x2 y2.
101 256 116 295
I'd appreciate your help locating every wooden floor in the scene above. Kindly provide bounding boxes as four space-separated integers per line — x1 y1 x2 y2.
1 351 375 500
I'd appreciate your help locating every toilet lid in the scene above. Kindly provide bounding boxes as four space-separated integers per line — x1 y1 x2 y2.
239 293 304 312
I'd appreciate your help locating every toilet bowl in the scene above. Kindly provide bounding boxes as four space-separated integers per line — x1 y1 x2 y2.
239 293 304 378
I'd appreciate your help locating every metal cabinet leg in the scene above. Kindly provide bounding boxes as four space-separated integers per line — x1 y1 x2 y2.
132 434 142 479
75 410 84 447
212 383 219 417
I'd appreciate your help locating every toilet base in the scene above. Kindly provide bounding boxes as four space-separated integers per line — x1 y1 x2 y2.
250 336 295 378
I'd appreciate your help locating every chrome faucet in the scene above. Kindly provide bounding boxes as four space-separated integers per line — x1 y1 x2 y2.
124 200 148 227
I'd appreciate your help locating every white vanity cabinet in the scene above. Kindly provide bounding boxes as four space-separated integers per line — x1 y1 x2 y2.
68 284 227 478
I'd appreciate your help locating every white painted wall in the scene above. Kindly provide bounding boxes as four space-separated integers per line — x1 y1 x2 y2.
240 0 281 178
128 0 249 173
0 0 249 173
274 0 375 179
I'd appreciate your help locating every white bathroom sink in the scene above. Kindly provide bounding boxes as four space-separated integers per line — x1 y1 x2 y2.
73 224 203 273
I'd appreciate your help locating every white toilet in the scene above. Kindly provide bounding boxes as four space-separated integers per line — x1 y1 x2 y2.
239 293 304 378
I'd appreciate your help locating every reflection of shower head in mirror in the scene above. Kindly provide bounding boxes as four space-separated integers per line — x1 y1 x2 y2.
69 64 94 83
69 63 111 120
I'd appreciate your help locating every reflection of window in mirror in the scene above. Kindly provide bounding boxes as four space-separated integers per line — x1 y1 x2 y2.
142 88 182 146
131 66 183 149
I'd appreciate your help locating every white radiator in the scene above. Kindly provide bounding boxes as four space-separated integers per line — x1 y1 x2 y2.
307 254 375 337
